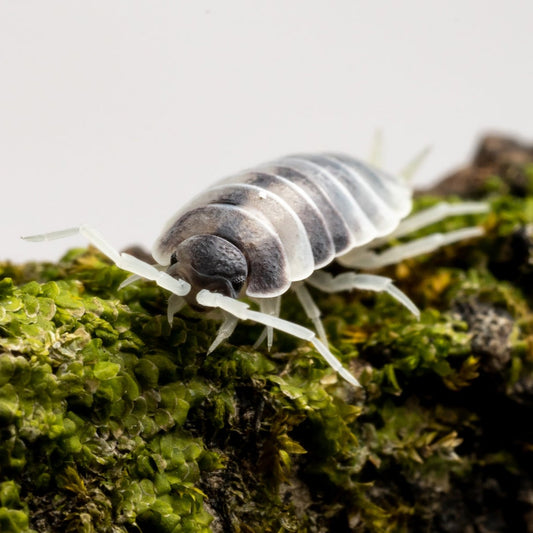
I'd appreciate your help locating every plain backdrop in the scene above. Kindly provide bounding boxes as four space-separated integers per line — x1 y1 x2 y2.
1 1 532 262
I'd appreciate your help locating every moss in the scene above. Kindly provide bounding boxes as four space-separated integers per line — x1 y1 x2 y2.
1 159 533 531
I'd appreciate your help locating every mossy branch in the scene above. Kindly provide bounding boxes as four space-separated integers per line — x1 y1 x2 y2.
1 135 533 532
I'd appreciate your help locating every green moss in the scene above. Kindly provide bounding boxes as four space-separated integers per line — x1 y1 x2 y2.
1 189 532 532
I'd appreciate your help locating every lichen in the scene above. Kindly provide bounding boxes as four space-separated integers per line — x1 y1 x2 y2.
1 139 533 532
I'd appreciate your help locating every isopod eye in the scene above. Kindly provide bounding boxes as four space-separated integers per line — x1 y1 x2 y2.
166 234 248 304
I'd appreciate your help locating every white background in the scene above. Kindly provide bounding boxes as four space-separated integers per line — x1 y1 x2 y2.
1 1 532 262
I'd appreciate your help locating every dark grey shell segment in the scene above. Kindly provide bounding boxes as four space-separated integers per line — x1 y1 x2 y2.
154 151 413 298
326 153 412 217
156 203 291 297
161 183 314 281
294 154 397 233
222 172 335 269
257 163 352 254
274 156 377 249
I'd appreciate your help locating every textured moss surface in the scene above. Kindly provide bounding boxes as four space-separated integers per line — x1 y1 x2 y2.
1 152 533 531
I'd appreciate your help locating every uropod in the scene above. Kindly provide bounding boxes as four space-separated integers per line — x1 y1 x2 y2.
24 152 488 387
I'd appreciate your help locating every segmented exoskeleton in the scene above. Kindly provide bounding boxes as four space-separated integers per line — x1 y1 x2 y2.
24 152 488 386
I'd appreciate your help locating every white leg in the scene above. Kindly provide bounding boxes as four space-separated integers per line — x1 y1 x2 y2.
368 129 383 166
167 294 186 325
293 282 328 345
120 263 166 289
196 290 360 387
208 312 240 354
119 274 143 289
307 271 420 319
23 225 191 297
369 201 489 247
252 328 268 350
338 226 484 270
400 146 432 181
252 296 281 350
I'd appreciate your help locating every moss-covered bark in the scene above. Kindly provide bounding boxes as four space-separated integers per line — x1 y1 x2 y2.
1 136 532 532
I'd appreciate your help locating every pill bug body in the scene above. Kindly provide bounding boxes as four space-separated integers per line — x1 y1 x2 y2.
154 153 412 299
24 152 488 387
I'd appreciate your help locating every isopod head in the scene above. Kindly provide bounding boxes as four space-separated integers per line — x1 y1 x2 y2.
167 234 248 307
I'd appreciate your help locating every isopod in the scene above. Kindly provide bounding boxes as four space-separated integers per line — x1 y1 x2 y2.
24 152 488 387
